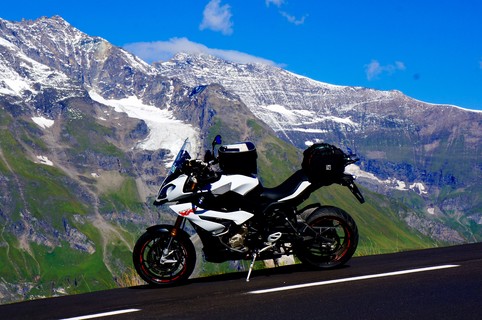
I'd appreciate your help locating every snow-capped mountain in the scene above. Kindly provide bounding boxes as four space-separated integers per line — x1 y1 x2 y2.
157 52 359 144
0 16 200 154
0 16 154 91
0 16 480 303
157 52 481 151
0 29 83 111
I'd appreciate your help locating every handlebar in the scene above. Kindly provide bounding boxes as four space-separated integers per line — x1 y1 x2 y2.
183 159 220 187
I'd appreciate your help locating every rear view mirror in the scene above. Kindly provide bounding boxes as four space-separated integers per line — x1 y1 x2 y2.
212 135 222 154
213 135 222 146
206 135 222 163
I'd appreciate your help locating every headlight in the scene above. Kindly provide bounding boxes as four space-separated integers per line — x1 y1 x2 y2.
157 184 175 200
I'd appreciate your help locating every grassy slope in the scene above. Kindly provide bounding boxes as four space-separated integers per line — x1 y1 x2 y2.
357 123 482 242
0 109 142 303
256 148 438 255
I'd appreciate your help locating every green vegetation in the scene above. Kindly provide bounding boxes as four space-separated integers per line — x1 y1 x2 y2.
25 243 115 298
99 176 142 213
322 186 438 254
0 109 139 303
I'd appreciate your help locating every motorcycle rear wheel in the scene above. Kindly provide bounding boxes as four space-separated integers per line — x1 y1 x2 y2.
133 227 195 286
296 206 358 269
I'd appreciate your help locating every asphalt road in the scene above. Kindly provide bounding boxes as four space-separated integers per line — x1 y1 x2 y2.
1 242 481 320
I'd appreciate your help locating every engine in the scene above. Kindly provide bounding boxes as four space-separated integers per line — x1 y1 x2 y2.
225 224 248 252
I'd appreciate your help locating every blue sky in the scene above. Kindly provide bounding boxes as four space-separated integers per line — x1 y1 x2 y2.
2 0 482 110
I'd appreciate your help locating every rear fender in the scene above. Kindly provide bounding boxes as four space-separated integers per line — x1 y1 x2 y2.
297 203 322 220
341 174 365 204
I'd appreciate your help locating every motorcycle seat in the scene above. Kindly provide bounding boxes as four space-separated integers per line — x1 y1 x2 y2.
260 169 310 202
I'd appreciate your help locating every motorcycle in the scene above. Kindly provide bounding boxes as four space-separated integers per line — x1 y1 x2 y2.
133 135 365 285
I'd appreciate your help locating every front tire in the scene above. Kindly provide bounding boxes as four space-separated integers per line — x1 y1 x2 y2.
133 227 195 286
295 206 358 269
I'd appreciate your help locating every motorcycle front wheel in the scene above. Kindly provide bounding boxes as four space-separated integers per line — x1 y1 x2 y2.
133 226 195 286
295 206 358 269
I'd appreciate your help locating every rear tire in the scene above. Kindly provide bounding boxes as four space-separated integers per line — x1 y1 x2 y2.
295 206 358 269
133 227 195 286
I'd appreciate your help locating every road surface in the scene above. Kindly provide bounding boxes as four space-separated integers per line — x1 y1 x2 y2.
1 242 481 319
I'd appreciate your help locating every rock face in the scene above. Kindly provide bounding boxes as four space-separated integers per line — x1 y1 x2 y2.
0 16 480 303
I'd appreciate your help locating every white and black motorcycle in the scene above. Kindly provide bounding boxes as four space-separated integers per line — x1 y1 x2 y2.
133 135 365 285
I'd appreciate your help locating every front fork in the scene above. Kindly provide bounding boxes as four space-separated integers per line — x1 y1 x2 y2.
170 216 185 237
160 216 186 264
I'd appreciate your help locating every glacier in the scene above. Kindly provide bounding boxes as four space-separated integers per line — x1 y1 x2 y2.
88 91 199 160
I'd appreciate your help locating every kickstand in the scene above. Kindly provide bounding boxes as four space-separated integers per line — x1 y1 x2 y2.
246 232 282 282
246 251 258 282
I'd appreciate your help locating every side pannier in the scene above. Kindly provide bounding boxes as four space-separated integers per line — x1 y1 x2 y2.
302 143 347 185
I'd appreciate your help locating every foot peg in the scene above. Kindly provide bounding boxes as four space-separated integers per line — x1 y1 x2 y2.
265 232 282 244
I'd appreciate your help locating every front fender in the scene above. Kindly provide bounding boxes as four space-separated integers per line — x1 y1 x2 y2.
146 224 172 233
145 224 192 240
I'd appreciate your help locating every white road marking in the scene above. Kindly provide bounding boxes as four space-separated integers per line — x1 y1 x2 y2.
248 264 460 294
60 308 141 320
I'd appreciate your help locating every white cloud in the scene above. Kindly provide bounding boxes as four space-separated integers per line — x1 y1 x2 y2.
266 0 284 7
123 37 278 66
199 0 233 35
280 11 307 25
365 60 406 80
265 0 307 25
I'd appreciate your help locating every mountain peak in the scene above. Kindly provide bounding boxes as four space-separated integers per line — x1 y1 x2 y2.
170 52 235 66
33 15 69 24
5 15 75 33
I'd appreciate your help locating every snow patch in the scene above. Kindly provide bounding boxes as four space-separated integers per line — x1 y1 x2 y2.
304 138 325 146
260 105 357 129
298 115 357 127
345 164 381 181
32 116 55 129
36 156 53 166
287 128 328 134
262 104 296 117
345 164 428 195
88 91 199 161
0 76 31 96
0 37 16 49
322 116 357 126
410 182 428 195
